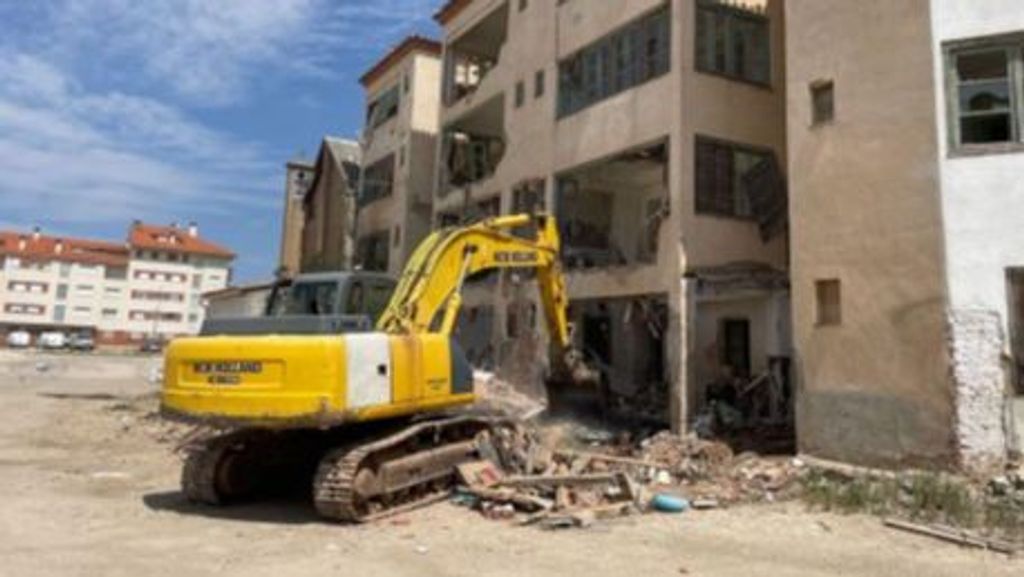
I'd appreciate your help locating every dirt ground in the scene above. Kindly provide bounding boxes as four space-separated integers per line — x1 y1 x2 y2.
0 350 1019 577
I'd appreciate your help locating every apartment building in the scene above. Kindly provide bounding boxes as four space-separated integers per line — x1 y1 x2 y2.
434 0 788 430
356 36 443 276
278 157 315 277
787 0 1023 470
301 137 361 272
0 222 233 345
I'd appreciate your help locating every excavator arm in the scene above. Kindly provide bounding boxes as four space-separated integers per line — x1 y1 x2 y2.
377 214 571 349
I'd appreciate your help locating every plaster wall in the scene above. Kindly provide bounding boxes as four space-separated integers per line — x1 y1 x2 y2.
786 0 955 467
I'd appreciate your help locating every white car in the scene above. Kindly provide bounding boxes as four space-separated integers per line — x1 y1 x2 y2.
37 332 67 350
5 330 31 349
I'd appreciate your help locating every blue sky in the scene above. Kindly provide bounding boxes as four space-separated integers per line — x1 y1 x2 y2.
0 0 439 281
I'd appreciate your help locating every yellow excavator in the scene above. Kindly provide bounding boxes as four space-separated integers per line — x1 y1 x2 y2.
162 214 590 522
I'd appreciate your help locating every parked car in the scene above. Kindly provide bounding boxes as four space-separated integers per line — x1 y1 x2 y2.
67 333 96 352
5 330 31 349
139 337 165 354
37 331 67 350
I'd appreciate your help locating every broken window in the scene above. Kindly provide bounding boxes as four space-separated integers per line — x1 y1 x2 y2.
557 6 670 118
695 136 782 231
361 155 395 205
810 80 834 126
444 4 509 106
947 39 1024 147
815 279 842 326
366 85 400 129
441 95 506 193
557 143 668 269
696 0 770 85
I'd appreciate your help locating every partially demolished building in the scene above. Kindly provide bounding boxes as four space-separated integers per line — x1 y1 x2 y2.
433 0 789 432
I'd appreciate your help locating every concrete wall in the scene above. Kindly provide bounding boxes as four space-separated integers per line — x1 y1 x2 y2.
787 0 956 467
929 0 1024 467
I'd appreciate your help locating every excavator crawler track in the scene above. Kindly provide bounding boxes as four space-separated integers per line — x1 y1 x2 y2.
313 416 504 523
182 429 324 506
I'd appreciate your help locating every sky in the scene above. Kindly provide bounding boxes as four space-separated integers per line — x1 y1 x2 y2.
0 0 439 281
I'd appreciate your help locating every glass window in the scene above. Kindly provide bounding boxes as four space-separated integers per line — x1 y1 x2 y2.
695 137 774 219
281 281 339 316
367 85 400 128
696 0 770 85
54 305 66 322
811 80 835 125
558 6 670 118
953 47 1016 145
361 154 396 205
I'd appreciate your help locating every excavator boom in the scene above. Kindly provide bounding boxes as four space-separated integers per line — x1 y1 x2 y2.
376 213 571 349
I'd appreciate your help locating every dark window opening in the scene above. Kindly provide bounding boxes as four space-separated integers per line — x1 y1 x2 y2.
720 319 752 378
816 279 842 326
1009 269 1024 394
811 80 834 126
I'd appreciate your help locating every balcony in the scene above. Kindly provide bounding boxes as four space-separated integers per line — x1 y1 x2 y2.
443 3 509 110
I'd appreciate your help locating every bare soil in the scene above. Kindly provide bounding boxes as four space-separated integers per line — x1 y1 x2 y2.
0 350 1019 577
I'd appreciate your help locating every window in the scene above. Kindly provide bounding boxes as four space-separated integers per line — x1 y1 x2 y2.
56 284 68 300
366 85 400 129
696 0 770 85
558 6 670 117
393 225 401 248
695 137 774 219
54 305 66 322
946 38 1024 148
72 306 91 315
535 69 545 98
102 308 118 320
188 313 198 323
403 73 410 94
75 284 95 296
59 262 71 278
811 80 834 126
815 279 842 326
361 155 396 205
104 286 121 296
515 80 525 108
192 274 202 289
1009 269 1024 394
518 0 527 11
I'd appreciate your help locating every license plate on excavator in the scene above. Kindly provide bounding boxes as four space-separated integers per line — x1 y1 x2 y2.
188 361 266 386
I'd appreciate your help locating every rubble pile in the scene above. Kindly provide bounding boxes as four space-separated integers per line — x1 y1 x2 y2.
454 420 803 529
473 371 546 420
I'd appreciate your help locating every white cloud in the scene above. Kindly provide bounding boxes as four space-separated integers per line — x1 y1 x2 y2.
0 52 276 227
34 0 438 106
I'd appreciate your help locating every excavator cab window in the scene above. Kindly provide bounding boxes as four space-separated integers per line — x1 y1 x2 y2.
281 282 339 316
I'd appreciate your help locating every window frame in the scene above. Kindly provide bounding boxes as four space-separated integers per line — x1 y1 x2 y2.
557 4 671 119
695 0 772 88
944 34 1024 156
694 134 776 221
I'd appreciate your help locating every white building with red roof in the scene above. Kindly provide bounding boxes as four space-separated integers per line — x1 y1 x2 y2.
0 221 234 346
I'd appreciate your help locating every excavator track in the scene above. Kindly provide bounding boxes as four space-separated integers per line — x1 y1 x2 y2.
313 416 502 523
181 429 324 505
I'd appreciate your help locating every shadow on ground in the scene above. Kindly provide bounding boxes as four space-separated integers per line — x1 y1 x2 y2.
142 490 326 526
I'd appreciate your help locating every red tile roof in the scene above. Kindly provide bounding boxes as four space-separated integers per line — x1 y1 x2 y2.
0 231 129 267
128 223 234 259
434 0 473 25
360 35 442 88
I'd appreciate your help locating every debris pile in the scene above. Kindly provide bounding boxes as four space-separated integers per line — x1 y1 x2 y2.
473 370 546 420
453 420 803 529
